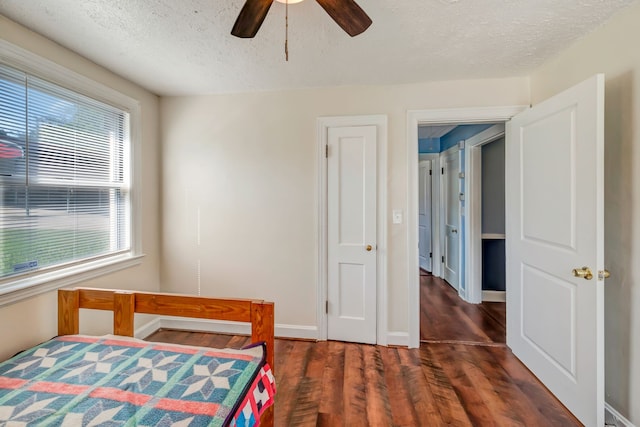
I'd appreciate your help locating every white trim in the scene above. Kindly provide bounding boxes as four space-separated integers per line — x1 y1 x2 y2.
605 403 636 427
0 254 144 307
386 331 409 347
317 115 388 345
158 318 319 341
0 40 144 305
464 124 506 304
482 233 506 239
407 106 527 348
274 324 319 340
0 40 140 112
134 317 162 339
482 290 506 302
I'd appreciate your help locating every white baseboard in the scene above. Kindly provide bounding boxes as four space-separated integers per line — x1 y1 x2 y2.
154 317 319 341
387 331 409 347
275 323 319 340
482 290 506 302
134 318 161 339
606 403 636 427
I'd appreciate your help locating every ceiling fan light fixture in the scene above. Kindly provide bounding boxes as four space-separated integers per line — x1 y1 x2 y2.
231 0 372 39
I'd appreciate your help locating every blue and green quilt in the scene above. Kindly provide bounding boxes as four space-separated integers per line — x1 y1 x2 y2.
0 335 275 426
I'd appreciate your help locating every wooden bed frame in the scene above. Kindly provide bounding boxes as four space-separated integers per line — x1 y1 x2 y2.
57 287 275 426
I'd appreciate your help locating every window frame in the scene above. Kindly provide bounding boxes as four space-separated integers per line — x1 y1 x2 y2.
0 41 143 307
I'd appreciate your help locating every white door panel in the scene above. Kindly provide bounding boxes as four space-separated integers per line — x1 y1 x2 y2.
327 125 377 344
441 147 460 289
506 74 604 426
419 160 432 271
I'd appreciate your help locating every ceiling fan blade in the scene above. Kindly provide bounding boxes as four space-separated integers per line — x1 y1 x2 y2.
231 0 274 38
315 0 372 37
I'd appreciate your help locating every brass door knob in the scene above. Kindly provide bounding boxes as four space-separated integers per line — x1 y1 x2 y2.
572 266 593 280
366 245 373 251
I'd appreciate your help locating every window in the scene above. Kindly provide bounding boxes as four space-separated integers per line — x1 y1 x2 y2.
0 55 139 297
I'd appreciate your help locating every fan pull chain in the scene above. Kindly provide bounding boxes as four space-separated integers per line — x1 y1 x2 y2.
285 0 289 61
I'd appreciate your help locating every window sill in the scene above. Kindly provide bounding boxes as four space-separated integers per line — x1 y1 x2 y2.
0 253 145 308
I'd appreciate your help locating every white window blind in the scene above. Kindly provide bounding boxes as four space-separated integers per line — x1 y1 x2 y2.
0 63 131 280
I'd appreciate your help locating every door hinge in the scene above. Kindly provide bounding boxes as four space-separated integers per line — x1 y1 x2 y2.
441 167 444 175
429 169 432 176
441 255 445 263
429 252 432 258
325 300 328 314
325 145 328 158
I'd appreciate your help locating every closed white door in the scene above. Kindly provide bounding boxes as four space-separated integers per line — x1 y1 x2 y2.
327 125 377 344
441 147 460 290
419 160 432 272
506 75 605 426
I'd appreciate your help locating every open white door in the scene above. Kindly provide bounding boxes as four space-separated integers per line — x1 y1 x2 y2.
506 74 604 426
441 146 460 290
419 160 432 272
327 125 377 344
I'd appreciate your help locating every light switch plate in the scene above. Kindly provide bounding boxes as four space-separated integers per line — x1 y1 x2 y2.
392 210 403 224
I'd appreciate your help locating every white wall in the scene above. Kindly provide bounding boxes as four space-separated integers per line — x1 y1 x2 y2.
0 16 161 361
160 78 529 335
531 2 640 423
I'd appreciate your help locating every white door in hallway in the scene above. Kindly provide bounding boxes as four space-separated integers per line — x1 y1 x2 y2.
327 125 377 344
506 75 605 426
441 146 460 290
419 160 432 272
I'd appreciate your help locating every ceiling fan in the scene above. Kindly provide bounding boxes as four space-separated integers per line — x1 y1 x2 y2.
231 0 372 38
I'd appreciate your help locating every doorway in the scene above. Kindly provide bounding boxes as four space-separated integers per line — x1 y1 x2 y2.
406 106 525 348
416 122 507 342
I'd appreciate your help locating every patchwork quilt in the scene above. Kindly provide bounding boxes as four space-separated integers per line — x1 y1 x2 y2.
0 335 275 426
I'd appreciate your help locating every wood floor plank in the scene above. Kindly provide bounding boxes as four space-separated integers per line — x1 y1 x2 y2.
274 340 312 426
317 341 345 422
342 343 367 426
488 346 582 426
398 349 443 424
431 343 499 426
472 345 554 427
419 344 474 426
381 347 425 425
362 345 393 426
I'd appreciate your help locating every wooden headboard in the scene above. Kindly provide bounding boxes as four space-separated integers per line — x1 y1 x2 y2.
57 288 275 374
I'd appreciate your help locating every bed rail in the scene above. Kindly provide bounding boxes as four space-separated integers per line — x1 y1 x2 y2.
57 288 275 374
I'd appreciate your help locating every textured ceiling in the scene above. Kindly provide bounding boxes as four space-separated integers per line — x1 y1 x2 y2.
0 0 636 96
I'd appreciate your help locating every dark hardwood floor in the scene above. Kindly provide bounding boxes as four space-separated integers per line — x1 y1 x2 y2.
420 273 506 344
145 277 581 426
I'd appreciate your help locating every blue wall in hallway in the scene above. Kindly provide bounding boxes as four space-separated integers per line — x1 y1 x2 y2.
440 124 493 152
418 137 440 153
418 124 493 154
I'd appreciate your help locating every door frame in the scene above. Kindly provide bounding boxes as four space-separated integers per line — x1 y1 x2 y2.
317 115 388 345
406 106 526 348
464 123 506 304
